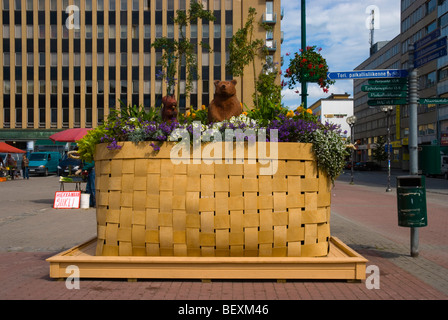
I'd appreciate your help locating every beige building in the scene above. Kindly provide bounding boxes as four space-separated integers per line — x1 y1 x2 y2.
0 0 282 150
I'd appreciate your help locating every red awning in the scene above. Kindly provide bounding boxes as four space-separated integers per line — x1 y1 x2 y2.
0 142 26 154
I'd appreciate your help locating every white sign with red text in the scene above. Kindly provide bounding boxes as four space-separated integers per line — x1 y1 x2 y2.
54 191 81 209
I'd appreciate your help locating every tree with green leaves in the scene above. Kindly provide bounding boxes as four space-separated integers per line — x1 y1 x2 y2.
151 1 215 110
372 135 387 164
226 7 265 108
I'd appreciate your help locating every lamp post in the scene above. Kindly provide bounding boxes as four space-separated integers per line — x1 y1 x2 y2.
380 105 394 192
346 115 357 185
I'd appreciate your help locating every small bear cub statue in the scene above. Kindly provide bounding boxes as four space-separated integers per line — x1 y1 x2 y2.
207 79 242 123
161 94 178 122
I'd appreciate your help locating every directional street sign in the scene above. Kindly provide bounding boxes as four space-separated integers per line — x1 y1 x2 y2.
419 98 448 104
368 78 408 85
362 84 408 92
368 92 408 99
368 99 407 106
327 69 408 80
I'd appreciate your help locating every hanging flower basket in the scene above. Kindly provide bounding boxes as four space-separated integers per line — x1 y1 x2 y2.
284 46 335 93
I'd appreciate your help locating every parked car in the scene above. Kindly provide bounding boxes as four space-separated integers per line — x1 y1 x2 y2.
355 161 382 171
28 152 62 176
57 157 82 176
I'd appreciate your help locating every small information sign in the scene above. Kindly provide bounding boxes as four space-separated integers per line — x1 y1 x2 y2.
53 191 81 209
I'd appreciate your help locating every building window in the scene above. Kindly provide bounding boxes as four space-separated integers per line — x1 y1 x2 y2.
98 53 104 66
38 0 45 10
27 53 34 66
109 53 116 66
144 25 151 38
74 53 81 66
225 25 232 38
3 53 10 66
121 0 127 10
15 26 21 39
86 25 92 38
144 53 151 66
156 0 163 10
50 0 57 10
132 0 139 10
121 53 127 66
27 26 33 38
110 0 115 11
16 53 22 66
132 53 139 66
39 81 45 94
133 81 139 94
144 81 150 94
51 81 58 94
121 80 127 93
15 0 21 10
98 26 104 39
132 25 139 38
3 25 9 38
109 25 116 39
98 0 104 10
225 0 232 10
4 81 10 94
179 0 186 10
427 21 437 34
85 53 92 66
121 25 127 39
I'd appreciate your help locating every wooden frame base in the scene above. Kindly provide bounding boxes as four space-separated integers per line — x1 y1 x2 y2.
47 237 367 281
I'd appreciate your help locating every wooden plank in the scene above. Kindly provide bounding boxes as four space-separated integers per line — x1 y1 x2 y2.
47 237 367 280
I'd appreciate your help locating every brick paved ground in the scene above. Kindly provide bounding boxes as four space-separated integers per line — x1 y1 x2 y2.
0 175 447 302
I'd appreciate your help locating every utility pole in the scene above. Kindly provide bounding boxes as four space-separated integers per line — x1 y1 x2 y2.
301 0 308 108
408 43 419 257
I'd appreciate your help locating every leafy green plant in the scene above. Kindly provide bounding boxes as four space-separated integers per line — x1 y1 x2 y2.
152 1 215 107
246 96 286 127
226 7 265 108
76 125 107 163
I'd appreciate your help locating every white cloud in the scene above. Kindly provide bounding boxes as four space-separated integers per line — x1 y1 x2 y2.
280 0 401 106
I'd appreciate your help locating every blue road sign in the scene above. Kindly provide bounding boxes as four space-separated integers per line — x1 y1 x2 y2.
414 37 447 59
414 28 441 50
414 46 447 68
327 69 408 80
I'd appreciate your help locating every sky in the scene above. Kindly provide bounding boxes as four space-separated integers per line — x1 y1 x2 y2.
280 0 401 108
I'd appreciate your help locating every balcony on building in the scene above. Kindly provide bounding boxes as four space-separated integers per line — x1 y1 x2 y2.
262 13 277 24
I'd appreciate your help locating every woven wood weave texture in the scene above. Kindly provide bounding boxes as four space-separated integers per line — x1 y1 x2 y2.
94 142 331 257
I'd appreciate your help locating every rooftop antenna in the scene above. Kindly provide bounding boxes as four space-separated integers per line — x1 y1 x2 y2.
369 9 375 48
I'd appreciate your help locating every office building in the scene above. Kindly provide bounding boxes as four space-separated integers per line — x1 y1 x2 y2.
0 0 282 150
353 0 445 169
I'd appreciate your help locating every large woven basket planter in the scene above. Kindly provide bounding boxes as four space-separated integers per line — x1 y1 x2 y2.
94 141 332 257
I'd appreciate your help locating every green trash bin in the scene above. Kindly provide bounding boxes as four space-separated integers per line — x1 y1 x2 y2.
396 176 427 227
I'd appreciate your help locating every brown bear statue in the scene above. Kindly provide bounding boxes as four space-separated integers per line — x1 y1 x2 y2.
207 79 242 123
161 94 178 122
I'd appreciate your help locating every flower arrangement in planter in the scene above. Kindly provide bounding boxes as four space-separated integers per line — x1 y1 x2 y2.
78 98 348 184
76 79 349 258
284 46 335 93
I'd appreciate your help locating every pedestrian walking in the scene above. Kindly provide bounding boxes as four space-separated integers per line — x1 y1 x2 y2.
21 155 29 179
